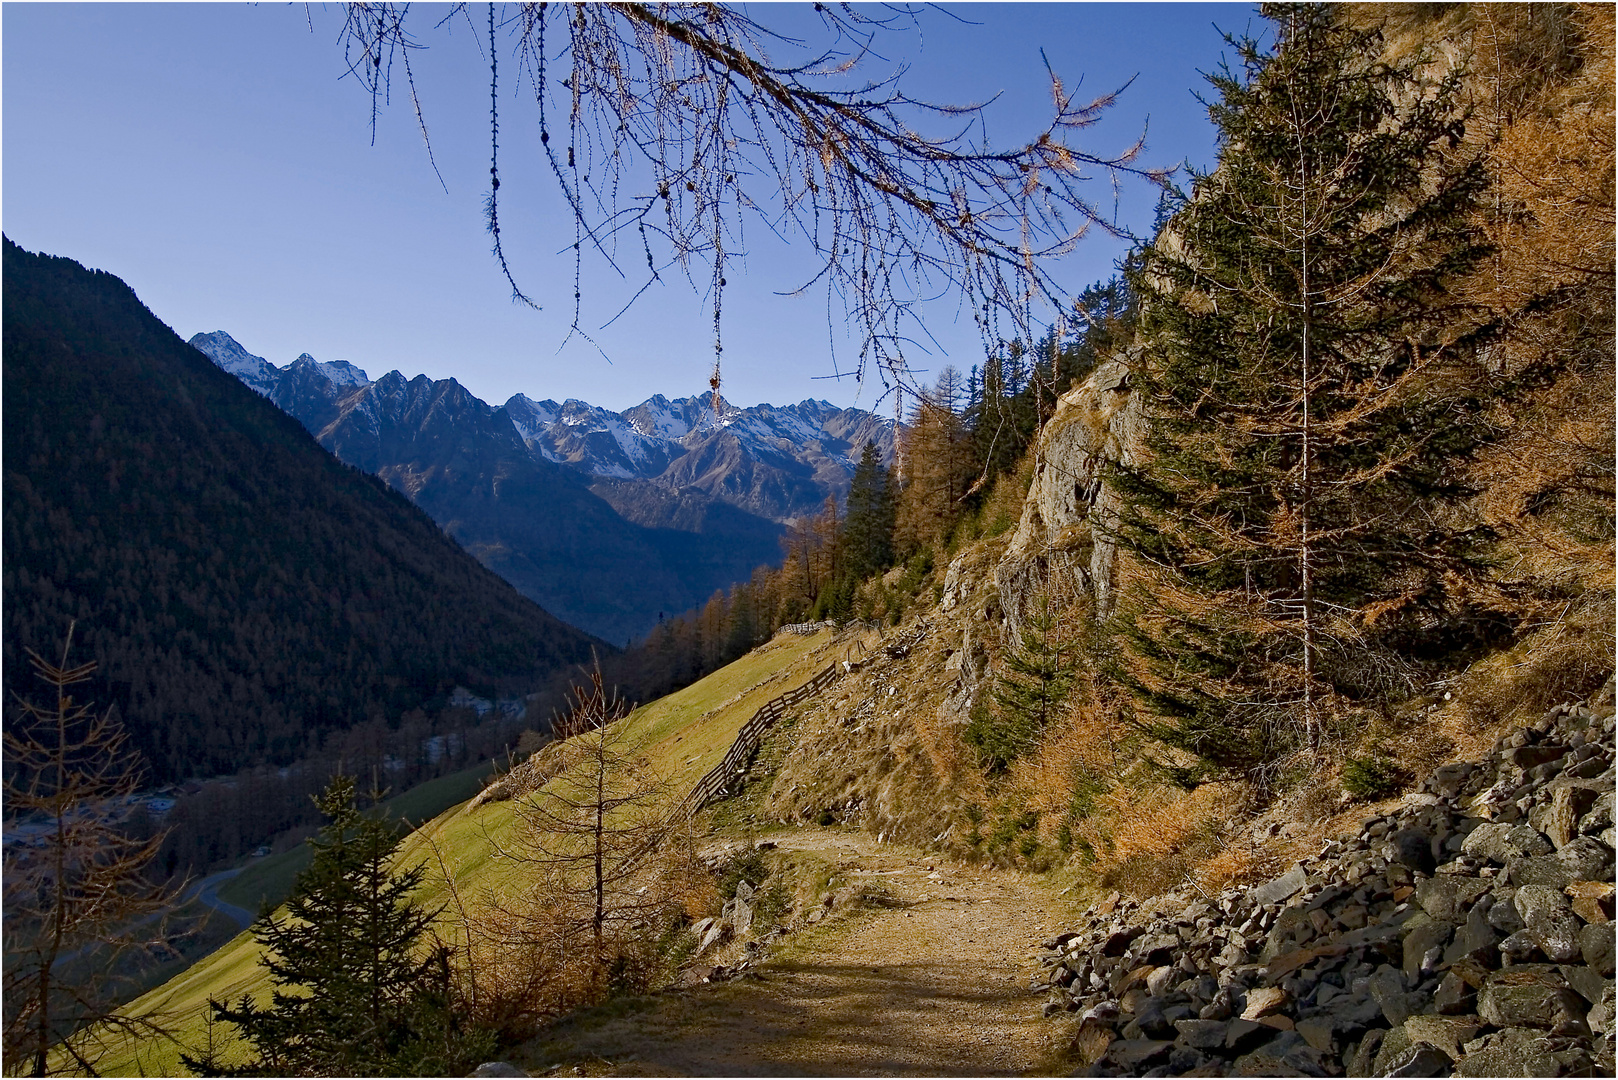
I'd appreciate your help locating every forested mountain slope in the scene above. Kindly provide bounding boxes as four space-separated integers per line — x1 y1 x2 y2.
1 239 602 783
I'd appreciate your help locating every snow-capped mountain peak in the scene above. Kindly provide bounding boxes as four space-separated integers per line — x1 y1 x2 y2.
190 335 371 394
190 331 279 396
289 352 371 388
318 358 371 387
197 330 896 523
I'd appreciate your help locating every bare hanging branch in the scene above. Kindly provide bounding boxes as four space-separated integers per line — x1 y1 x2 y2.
337 2 1167 393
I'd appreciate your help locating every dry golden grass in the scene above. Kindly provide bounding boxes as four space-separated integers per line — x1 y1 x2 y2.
1437 598 1616 756
1087 782 1246 896
910 694 989 812
1195 835 1290 894
1008 698 1126 826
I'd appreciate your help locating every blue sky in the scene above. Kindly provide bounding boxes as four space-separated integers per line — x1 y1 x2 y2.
4 3 1255 411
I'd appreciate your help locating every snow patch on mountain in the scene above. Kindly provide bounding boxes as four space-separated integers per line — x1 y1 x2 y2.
288 353 371 388
316 358 372 387
505 394 561 440
198 329 897 522
189 331 280 396
190 333 372 395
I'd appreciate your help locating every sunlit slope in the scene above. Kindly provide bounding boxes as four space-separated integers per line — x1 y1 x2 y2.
216 762 501 914
101 629 846 1076
395 628 849 913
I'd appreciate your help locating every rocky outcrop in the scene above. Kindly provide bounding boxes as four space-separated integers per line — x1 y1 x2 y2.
1036 681 1617 1077
995 350 1142 638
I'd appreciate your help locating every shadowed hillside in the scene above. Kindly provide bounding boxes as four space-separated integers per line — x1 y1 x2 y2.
2 238 603 783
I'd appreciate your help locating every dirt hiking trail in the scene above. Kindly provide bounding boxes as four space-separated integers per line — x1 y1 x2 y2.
517 828 1081 1077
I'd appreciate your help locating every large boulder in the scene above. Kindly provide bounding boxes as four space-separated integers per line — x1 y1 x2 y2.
1455 1028 1564 1076
1512 884 1583 963
1478 970 1586 1029
1416 875 1490 922
1463 823 1553 864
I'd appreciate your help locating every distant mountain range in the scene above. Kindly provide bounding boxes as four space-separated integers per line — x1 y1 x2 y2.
189 332 897 642
2 239 602 782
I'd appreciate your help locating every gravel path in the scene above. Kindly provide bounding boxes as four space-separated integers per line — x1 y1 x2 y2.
519 829 1079 1077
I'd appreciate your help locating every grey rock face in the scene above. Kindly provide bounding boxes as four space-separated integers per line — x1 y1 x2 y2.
1454 1028 1564 1076
995 353 1142 635
1507 854 1575 890
1560 963 1609 1008
1446 900 1503 965
1416 875 1490 922
1389 828 1438 875
1403 917 1457 978
1478 981 1585 1029
1581 921 1616 977
1233 1030 1333 1076
1463 823 1553 864
1557 836 1615 882
1383 1041 1456 1076
1400 1013 1481 1061
1589 985 1616 1035
1514 884 1584 963
1171 1018 1228 1050
1251 866 1310 908
1103 1037 1173 1071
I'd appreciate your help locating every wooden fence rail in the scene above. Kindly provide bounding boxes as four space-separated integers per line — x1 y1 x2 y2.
775 620 837 637
669 661 842 821
625 621 928 864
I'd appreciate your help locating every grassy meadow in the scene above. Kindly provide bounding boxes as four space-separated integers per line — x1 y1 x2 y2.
99 629 847 1075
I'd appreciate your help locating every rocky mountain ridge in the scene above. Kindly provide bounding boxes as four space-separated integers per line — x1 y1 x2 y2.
187 332 898 641
188 331 895 523
1033 683 1617 1078
2 239 602 782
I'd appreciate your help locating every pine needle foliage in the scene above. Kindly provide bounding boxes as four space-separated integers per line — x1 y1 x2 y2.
183 775 491 1077
968 596 1077 773
842 442 898 585
1108 4 1511 780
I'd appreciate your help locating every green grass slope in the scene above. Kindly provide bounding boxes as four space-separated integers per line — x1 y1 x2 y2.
101 629 849 1076
216 761 502 914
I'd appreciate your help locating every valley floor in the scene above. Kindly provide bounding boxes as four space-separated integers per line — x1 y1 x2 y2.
515 828 1079 1077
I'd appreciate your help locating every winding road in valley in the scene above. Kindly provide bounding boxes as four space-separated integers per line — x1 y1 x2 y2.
50 867 255 971
193 867 256 931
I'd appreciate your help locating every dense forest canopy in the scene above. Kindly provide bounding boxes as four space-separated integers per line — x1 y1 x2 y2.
2 239 602 785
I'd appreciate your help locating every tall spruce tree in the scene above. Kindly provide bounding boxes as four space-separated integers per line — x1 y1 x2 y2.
967 596 1077 773
1108 4 1502 778
184 776 489 1076
843 442 897 582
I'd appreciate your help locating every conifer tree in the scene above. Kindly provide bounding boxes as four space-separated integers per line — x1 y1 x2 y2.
184 776 488 1076
3 626 171 1077
842 442 896 583
1108 4 1502 777
966 596 1076 773
896 367 973 556
487 668 671 999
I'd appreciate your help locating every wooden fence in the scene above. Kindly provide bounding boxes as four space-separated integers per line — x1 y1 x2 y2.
670 661 842 820
774 620 837 637
624 620 929 864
